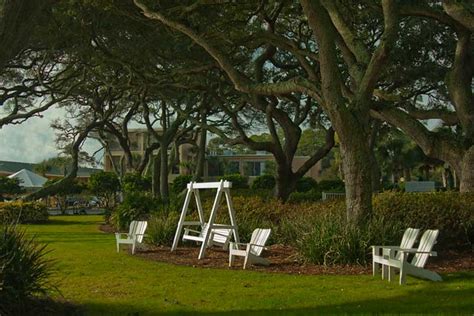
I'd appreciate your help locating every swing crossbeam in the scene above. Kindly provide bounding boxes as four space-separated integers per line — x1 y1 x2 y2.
172 180 240 259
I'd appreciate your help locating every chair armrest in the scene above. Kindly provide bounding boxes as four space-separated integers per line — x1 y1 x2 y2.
230 242 247 250
184 228 201 235
397 248 437 256
115 232 130 238
246 243 267 252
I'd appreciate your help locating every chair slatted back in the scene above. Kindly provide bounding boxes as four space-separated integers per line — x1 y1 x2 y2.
212 228 231 244
201 222 209 238
132 221 148 243
249 228 271 256
397 228 420 260
411 229 439 268
201 222 230 244
129 221 138 236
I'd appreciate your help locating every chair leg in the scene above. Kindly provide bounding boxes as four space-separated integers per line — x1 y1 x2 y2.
243 255 250 269
373 260 379 277
116 241 120 253
131 242 136 255
229 252 234 267
388 265 395 282
382 264 388 280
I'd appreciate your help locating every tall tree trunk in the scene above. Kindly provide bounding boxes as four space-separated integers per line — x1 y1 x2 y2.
152 153 160 199
160 143 170 203
274 163 297 202
338 128 373 223
459 146 474 192
194 127 207 180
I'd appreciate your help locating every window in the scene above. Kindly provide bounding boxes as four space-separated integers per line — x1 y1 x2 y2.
225 161 240 174
244 161 262 176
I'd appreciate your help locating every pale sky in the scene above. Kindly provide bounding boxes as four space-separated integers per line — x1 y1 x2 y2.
0 107 103 164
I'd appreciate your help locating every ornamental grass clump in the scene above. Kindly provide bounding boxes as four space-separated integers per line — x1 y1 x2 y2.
147 212 180 246
0 223 55 314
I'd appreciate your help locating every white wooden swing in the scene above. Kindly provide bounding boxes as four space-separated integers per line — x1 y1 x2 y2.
171 180 240 259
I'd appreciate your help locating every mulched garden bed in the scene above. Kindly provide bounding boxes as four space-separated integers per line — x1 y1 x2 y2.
101 224 473 275
134 244 473 275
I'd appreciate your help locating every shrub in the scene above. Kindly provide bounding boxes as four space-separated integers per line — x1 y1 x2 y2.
287 189 322 203
318 179 345 192
251 175 275 190
0 176 23 201
220 174 248 189
0 202 48 224
171 175 193 194
373 192 474 249
296 177 318 192
0 223 55 314
281 201 403 265
122 173 151 193
147 212 180 245
112 192 157 230
88 171 120 210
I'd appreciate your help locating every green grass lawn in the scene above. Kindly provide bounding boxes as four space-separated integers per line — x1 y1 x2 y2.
25 216 473 315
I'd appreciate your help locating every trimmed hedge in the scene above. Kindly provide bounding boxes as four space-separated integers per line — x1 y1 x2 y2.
171 175 193 194
251 175 275 190
220 174 248 189
193 192 473 265
0 202 49 224
296 177 318 192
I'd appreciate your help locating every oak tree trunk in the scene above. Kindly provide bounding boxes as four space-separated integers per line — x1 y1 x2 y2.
194 127 207 180
459 146 474 192
160 145 169 203
152 154 160 199
339 131 373 223
274 165 298 202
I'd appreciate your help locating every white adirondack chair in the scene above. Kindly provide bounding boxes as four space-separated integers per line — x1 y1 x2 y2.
229 228 271 269
183 222 232 250
372 227 420 278
380 229 442 285
115 220 148 255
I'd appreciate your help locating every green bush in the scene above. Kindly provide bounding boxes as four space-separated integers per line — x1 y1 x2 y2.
296 177 318 192
0 202 48 224
280 201 403 265
171 175 193 194
170 191 473 265
112 193 157 230
220 174 248 189
373 192 474 249
122 173 151 193
147 212 180 245
251 175 276 190
288 189 322 203
0 223 55 314
318 179 345 192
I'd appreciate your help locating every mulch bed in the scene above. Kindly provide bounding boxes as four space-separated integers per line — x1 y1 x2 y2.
101 224 473 275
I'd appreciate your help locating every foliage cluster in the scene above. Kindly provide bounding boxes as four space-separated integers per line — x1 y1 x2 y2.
0 202 49 224
122 173 151 194
147 211 180 246
112 192 158 230
296 177 318 192
185 192 473 265
171 175 193 194
219 174 249 189
0 224 55 314
251 175 276 190
0 176 23 201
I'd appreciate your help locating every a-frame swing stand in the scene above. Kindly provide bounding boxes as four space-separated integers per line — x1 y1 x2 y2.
171 180 240 259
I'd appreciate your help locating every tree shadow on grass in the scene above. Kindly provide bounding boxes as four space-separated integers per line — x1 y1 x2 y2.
72 276 474 316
